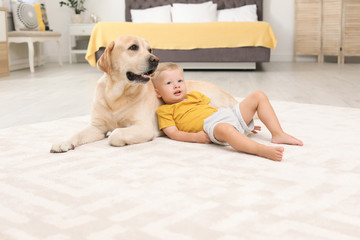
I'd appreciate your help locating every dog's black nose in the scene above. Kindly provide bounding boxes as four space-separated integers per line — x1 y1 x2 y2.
149 55 159 67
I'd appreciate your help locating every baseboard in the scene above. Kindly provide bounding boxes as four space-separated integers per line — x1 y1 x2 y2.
271 54 318 62
9 57 46 71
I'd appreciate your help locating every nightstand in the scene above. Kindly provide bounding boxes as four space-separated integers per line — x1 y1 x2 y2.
69 24 95 64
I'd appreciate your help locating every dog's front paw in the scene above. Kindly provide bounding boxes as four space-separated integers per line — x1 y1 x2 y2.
108 129 126 147
50 142 75 153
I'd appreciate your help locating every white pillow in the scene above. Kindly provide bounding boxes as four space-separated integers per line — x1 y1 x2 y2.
11 0 39 31
218 4 258 22
131 5 172 23
171 1 217 23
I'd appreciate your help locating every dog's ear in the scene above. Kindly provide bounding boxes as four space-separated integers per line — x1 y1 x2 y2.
97 41 115 74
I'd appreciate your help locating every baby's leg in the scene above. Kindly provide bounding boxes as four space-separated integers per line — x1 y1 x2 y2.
239 91 303 146
213 123 284 161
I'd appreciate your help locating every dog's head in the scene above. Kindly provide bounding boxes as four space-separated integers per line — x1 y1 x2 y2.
97 35 159 84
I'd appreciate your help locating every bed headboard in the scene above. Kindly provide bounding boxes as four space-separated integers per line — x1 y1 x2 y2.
125 0 263 22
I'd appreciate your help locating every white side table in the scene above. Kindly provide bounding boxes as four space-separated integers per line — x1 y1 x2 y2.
69 24 95 64
8 31 62 73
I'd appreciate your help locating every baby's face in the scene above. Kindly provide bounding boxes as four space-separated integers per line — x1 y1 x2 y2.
155 69 187 104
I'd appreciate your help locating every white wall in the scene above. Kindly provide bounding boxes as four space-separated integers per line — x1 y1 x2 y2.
263 0 295 62
6 0 305 64
41 0 125 63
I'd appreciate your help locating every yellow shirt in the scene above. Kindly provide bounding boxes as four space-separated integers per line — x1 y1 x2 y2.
156 91 218 133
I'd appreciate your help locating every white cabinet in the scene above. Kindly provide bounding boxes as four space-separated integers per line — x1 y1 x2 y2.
69 24 95 63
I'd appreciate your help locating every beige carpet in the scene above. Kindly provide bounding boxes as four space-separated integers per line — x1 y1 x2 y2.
0 100 360 240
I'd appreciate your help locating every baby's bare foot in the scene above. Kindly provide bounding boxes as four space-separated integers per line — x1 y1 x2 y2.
272 133 303 146
259 145 284 161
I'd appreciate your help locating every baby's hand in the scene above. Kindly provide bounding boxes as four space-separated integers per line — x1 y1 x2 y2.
251 125 262 134
196 131 211 144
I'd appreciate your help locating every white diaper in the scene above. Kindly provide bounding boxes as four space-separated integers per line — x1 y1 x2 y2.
203 103 254 145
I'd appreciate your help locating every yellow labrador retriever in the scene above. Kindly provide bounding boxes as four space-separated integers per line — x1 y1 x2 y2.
51 35 237 153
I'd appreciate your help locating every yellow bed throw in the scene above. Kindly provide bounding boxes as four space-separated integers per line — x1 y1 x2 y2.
86 22 277 67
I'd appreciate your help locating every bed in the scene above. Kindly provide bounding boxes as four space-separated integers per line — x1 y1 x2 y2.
86 0 277 70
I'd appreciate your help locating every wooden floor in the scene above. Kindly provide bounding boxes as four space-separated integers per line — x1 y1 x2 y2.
0 62 359 129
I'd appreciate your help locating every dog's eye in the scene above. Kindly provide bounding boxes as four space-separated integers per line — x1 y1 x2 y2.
128 44 138 51
148 48 153 53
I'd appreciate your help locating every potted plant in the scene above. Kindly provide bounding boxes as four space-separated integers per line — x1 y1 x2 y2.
59 0 86 23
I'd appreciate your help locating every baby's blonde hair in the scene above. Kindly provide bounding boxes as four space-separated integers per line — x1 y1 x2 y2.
152 62 183 86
